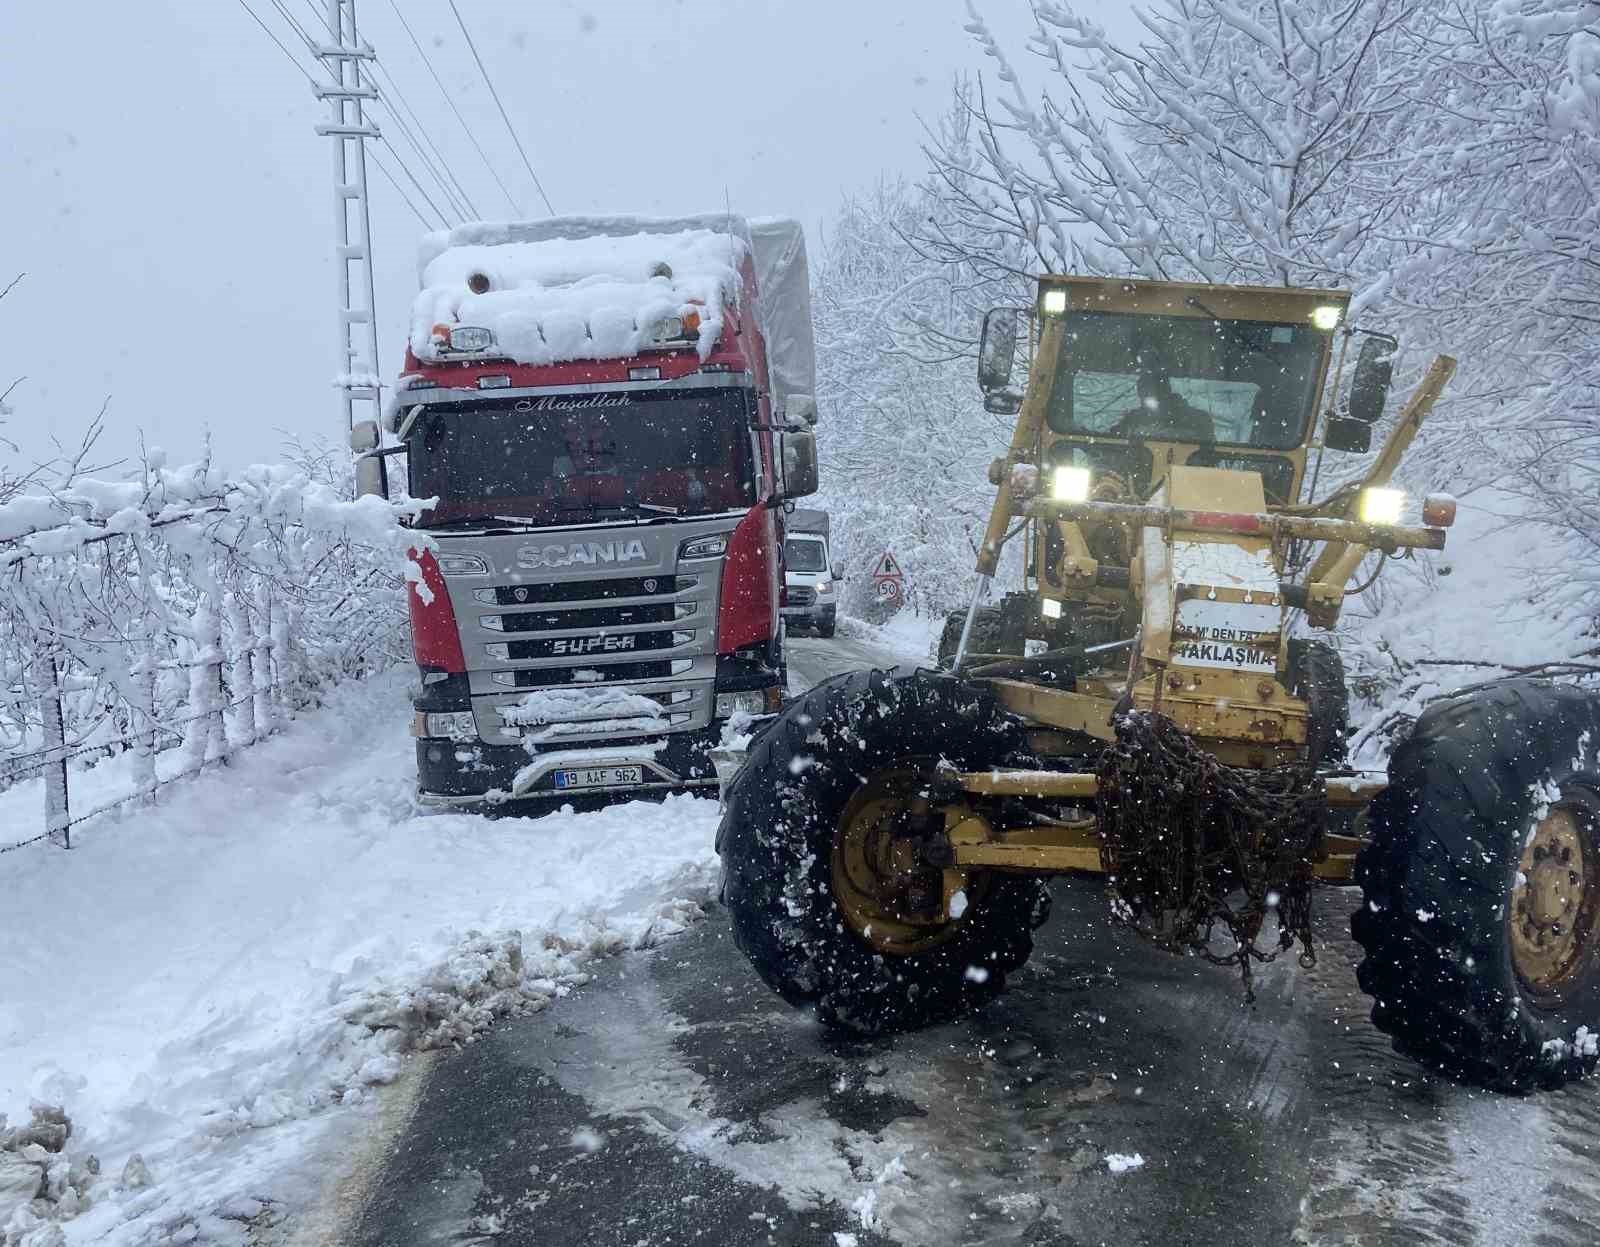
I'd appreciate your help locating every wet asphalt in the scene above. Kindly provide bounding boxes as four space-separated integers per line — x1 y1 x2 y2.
341 636 1600 1247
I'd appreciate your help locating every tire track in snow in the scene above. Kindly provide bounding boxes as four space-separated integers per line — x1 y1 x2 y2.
1294 890 1600 1247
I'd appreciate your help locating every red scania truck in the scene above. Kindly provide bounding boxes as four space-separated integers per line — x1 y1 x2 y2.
355 215 818 806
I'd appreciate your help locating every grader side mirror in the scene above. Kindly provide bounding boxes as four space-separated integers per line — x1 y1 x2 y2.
1348 334 1397 427
1324 417 1373 453
978 307 1023 395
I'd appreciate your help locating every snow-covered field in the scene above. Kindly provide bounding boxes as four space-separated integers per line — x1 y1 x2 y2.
0 670 721 1246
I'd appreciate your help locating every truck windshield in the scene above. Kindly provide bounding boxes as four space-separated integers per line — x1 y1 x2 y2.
1046 310 1327 450
406 388 757 527
785 537 827 572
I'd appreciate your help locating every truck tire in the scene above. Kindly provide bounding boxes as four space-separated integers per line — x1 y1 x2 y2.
1287 638 1350 769
1352 679 1600 1092
816 610 837 639
936 607 1003 667
718 668 1051 1035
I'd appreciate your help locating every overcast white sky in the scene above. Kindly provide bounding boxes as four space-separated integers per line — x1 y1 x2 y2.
3 0 1130 469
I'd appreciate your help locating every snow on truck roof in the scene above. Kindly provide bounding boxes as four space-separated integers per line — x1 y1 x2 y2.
409 215 814 398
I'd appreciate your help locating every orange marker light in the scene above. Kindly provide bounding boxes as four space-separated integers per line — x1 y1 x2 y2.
1422 494 1457 528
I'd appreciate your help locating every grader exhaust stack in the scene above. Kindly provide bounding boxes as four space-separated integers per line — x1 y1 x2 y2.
716 273 1600 1095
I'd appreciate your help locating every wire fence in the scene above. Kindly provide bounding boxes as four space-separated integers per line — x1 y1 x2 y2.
1 647 344 855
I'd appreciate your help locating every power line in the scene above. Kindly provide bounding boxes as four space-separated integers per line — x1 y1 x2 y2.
445 0 555 215
297 0 480 221
386 0 523 216
367 62 479 219
230 0 439 229
268 0 454 225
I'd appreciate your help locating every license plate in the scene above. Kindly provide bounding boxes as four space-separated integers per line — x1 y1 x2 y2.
553 765 644 790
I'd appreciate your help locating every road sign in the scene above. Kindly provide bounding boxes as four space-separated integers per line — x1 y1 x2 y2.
872 552 904 581
874 577 903 602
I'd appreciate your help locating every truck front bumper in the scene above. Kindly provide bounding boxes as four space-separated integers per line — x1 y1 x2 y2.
416 722 750 807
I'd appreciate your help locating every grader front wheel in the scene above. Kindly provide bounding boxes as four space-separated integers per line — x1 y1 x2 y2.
1353 679 1600 1092
717 669 1050 1035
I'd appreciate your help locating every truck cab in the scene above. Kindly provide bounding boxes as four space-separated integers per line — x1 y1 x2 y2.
364 214 819 806
781 508 837 637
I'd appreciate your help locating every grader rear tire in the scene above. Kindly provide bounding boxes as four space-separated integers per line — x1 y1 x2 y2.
936 607 1003 667
717 668 1050 1035
1352 679 1600 1092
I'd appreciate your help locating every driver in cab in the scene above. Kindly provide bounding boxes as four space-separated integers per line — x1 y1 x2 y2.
1112 356 1215 444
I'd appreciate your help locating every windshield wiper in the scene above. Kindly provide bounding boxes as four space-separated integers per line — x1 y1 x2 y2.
424 514 542 530
558 500 683 521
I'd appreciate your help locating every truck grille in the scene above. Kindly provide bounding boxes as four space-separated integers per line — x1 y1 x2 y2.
474 574 690 606
490 600 692 633
494 659 692 688
788 586 815 607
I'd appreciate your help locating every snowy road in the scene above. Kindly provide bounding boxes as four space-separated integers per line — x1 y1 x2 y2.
786 624 925 690
341 889 1600 1247
336 629 1600 1247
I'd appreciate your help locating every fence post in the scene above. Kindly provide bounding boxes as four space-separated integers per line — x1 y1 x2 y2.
130 646 158 802
37 650 70 849
225 593 256 747
180 599 227 775
253 583 276 736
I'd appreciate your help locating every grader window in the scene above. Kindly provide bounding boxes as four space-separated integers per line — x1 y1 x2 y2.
1046 310 1325 451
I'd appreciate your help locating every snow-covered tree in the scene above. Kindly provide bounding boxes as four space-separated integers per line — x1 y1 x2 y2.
812 182 1021 617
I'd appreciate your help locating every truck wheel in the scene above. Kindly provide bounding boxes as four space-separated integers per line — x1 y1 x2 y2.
1352 679 1600 1092
718 668 1051 1034
816 611 837 639
936 607 1003 667
1287 638 1350 769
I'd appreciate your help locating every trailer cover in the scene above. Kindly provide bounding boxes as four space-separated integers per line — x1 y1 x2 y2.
749 217 817 421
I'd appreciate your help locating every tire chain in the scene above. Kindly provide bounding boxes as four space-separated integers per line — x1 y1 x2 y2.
1095 709 1326 997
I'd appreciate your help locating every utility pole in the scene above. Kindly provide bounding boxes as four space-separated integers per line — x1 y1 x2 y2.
314 0 382 443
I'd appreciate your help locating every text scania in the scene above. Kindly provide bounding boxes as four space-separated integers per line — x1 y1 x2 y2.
517 539 651 570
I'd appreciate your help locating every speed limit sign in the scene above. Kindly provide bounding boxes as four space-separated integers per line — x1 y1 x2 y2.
875 577 902 601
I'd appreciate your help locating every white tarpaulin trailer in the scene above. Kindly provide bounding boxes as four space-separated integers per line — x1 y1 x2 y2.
748 216 817 421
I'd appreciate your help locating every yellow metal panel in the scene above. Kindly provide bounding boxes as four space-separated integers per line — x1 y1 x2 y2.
1166 464 1267 513
956 770 1099 798
989 680 1117 740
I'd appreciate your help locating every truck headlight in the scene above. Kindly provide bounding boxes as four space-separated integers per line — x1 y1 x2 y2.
423 711 477 739
1053 466 1091 502
680 534 729 560
1040 289 1068 315
815 578 833 595
716 688 780 718
448 326 495 352
1359 487 1404 525
436 553 488 576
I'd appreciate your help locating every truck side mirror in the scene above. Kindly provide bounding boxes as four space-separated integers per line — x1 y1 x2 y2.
978 307 1022 395
779 428 818 499
350 420 389 499
786 394 818 427
831 564 843 581
1348 335 1397 426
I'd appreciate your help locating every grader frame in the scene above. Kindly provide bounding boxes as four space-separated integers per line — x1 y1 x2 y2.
932 274 1457 902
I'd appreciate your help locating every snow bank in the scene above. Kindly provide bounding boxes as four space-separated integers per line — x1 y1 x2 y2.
838 611 944 665
409 215 748 368
0 670 720 1246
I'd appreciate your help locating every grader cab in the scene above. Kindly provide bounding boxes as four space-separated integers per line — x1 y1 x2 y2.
717 275 1600 1094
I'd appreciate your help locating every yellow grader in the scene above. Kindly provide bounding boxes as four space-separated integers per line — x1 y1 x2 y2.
716 275 1600 1093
